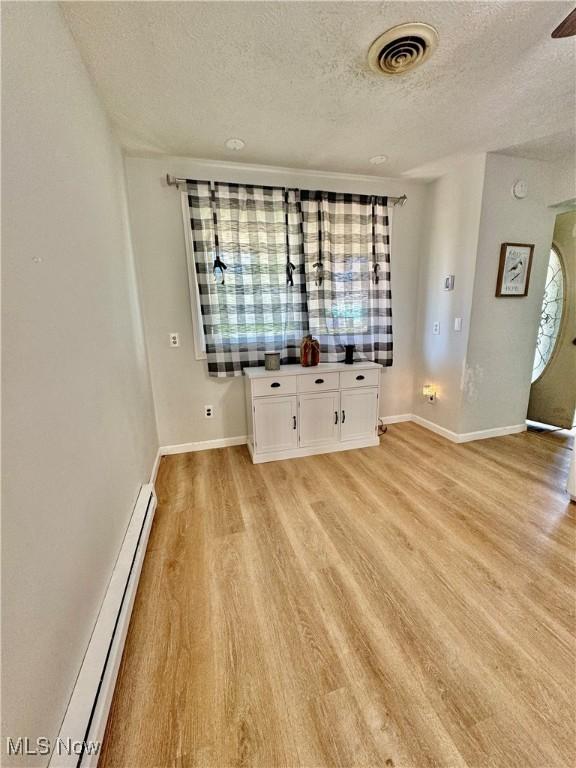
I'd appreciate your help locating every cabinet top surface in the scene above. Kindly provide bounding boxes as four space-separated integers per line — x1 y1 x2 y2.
243 361 381 379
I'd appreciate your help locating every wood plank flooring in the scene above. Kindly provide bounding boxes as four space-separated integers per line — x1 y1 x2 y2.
99 423 575 768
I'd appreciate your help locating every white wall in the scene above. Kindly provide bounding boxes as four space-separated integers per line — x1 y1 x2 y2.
125 156 431 446
461 154 558 432
549 154 576 207
412 152 562 436
2 4 158 765
412 155 487 432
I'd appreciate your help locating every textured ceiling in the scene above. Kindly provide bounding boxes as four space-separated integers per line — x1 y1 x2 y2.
496 130 576 163
61 1 576 177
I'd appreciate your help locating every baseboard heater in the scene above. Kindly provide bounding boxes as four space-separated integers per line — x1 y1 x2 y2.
49 484 157 768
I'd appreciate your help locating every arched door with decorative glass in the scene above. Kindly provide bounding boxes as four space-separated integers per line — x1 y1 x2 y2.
528 211 575 429
532 246 565 383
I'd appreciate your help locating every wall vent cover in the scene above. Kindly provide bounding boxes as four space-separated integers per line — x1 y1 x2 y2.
368 23 438 76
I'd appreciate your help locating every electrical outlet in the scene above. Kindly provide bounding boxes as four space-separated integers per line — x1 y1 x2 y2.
169 332 180 347
204 405 214 419
454 317 463 332
432 321 440 335
422 385 436 403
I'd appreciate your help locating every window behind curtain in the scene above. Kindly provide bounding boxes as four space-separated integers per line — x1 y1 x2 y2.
186 181 307 376
185 181 393 377
300 191 392 364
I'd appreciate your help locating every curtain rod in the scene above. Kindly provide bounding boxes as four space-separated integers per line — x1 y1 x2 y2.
165 174 407 207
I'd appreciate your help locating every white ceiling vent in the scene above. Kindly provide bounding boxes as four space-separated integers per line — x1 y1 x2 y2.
368 23 438 76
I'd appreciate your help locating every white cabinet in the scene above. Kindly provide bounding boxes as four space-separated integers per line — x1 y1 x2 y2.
299 391 340 448
245 363 380 463
340 388 379 443
253 396 298 454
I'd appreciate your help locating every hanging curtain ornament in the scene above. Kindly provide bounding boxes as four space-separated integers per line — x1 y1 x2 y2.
284 189 296 287
371 197 380 285
286 260 296 287
209 182 227 285
213 255 227 285
313 261 324 287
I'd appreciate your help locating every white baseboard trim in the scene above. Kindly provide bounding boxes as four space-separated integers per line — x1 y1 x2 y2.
411 415 526 444
456 423 527 443
160 435 248 456
157 419 528 460
410 414 460 442
379 413 413 425
50 484 156 768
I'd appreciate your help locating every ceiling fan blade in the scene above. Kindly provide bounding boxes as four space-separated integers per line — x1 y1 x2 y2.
552 7 576 37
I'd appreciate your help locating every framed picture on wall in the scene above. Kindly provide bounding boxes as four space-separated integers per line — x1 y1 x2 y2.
495 242 534 297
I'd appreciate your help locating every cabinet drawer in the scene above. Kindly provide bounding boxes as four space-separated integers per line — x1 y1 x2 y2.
340 368 380 389
252 376 297 397
297 372 340 392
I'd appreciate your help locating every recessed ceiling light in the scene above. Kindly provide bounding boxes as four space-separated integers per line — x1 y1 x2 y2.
369 155 388 165
225 138 245 151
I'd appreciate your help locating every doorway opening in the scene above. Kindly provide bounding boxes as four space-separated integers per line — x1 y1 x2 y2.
527 210 575 432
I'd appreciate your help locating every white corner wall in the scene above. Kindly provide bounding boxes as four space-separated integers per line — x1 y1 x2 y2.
413 155 487 433
2 4 158 765
413 151 562 437
461 154 558 432
124 156 431 446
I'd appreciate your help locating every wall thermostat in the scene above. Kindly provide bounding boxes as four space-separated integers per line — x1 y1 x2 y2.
512 180 528 199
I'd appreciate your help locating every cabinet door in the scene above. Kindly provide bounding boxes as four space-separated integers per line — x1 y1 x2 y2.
298 392 340 448
253 396 298 453
340 388 378 443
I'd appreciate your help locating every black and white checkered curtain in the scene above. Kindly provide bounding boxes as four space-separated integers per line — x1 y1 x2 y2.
186 181 307 376
300 191 393 365
186 181 392 377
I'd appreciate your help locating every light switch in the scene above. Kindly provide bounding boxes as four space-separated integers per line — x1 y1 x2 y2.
432 321 440 335
454 317 463 332
443 275 455 291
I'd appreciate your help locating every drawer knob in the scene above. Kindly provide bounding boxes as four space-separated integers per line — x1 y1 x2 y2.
270 382 281 388
315 378 325 384
356 374 365 381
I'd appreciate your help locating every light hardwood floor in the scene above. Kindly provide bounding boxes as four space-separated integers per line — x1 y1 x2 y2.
100 423 575 768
